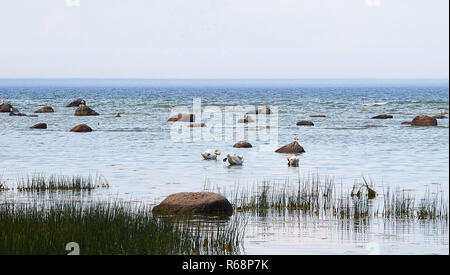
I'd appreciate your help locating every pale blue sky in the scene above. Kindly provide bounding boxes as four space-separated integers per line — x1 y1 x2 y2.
0 0 448 79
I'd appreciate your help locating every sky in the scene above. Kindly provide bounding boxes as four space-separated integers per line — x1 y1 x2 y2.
0 0 448 79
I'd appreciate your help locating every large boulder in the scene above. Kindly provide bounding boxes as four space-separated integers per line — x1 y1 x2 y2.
411 115 437 126
233 141 253 148
371 114 393 119
30 123 47 129
66 98 86 107
34 106 54 113
152 192 233 215
70 124 93 132
296 120 314 126
74 105 99 116
0 103 13 112
168 113 195 122
275 141 305 154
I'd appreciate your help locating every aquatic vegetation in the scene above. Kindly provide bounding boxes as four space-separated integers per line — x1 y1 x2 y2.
206 175 448 221
16 173 109 192
0 200 246 255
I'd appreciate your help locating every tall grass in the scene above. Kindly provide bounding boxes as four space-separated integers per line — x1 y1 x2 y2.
16 173 109 192
206 176 448 221
0 200 246 255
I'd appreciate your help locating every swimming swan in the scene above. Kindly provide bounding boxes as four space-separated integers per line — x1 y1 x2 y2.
223 154 244 165
287 154 299 167
201 149 221 160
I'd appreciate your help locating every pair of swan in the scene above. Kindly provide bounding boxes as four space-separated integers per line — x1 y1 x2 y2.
201 149 244 166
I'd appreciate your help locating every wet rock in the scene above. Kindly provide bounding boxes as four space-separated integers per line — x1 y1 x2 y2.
233 141 253 148
401 121 411 125
238 116 255 123
70 124 93 132
0 103 13 112
310 114 326 118
74 105 99 116
30 123 47 129
188 123 206 127
152 192 233 215
168 113 195 122
9 112 28 117
66 98 86 107
296 120 314 126
371 114 393 119
34 106 54 113
275 141 305 154
246 106 271 115
411 115 437 126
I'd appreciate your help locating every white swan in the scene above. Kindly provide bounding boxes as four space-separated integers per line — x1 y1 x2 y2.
287 154 299 167
201 149 221 160
223 154 244 166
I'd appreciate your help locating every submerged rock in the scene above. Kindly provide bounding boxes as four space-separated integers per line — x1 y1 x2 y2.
74 105 99 116
168 113 195 122
246 106 271 115
401 121 411 125
115 113 121 117
275 141 305 154
371 114 393 119
233 141 253 148
296 120 314 126
152 192 233 215
238 116 255 123
310 114 326 118
66 98 86 107
411 115 437 126
30 123 47 129
34 106 54 113
0 103 13 112
188 123 206 127
9 112 28 117
70 124 93 132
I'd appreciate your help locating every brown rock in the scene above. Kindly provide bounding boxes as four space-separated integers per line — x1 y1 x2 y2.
401 121 411 125
411 115 437 127
152 192 233 215
188 123 206 127
66 98 86 107
70 124 93 132
168 113 195 122
0 103 13 112
371 114 393 119
74 105 99 116
275 141 305 154
9 112 28 117
233 141 253 148
310 114 326 118
296 120 314 126
30 123 47 129
115 113 121 117
34 106 54 113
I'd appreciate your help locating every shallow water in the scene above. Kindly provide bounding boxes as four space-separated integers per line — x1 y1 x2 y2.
0 79 448 254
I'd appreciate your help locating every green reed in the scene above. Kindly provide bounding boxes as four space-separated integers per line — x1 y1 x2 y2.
0 200 246 255
16 173 109 192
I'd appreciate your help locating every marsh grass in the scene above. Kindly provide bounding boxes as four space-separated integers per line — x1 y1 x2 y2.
16 173 109 192
0 200 246 255
206 175 448 221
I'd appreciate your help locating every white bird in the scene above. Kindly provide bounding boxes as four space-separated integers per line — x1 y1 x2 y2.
201 149 221 160
287 154 299 167
223 154 244 166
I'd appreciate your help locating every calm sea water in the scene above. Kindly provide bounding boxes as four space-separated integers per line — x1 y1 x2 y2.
0 79 448 254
